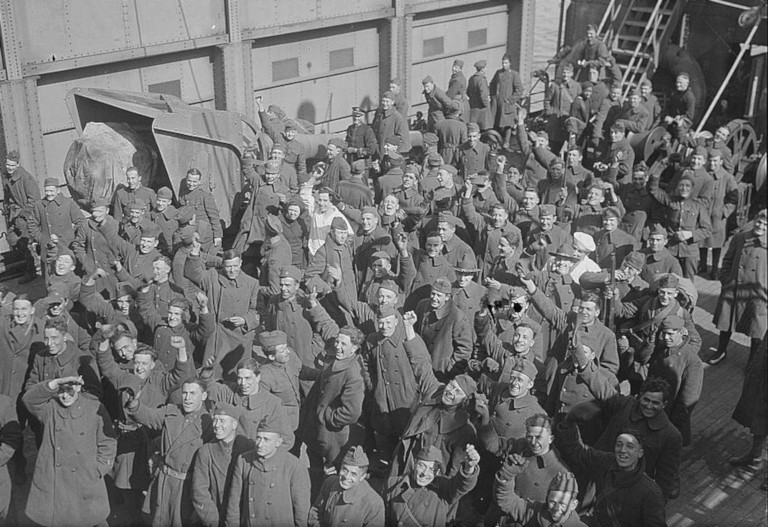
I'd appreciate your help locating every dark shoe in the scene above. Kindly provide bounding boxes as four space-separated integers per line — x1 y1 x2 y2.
705 350 727 366
729 454 763 471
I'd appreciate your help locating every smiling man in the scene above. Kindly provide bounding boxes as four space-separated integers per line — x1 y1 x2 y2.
496 471 584 527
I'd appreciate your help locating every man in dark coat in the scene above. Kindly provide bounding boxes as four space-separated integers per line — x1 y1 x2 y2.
663 73 696 143
150 186 178 255
422 76 454 132
490 54 524 149
594 205 639 269
178 168 223 248
495 471 586 527
468 60 492 130
191 402 253 527
128 376 213 527
640 224 683 282
446 59 470 122
308 446 385 527
184 246 260 380
0 394 21 522
226 416 311 527
711 210 767 365
23 375 116 527
456 123 490 182
435 103 466 166
373 91 410 156
112 166 157 222
700 148 738 276
345 107 379 176
2 150 40 283
564 24 610 81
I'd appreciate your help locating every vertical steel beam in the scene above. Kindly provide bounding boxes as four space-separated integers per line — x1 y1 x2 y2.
214 0 253 116
0 77 46 182
0 0 23 80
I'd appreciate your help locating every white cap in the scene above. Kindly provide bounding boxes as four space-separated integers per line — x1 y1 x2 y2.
573 232 596 252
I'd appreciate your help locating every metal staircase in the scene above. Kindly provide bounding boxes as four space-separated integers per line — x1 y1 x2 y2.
597 0 688 97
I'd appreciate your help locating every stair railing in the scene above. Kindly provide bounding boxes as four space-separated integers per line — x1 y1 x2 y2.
620 0 665 94
597 0 618 43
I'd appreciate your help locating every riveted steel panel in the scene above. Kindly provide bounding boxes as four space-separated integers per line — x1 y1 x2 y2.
15 0 225 66
43 128 79 181
241 0 317 31
317 0 392 19
250 25 379 133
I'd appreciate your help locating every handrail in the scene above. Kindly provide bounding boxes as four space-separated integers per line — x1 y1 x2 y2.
621 0 665 93
596 0 617 38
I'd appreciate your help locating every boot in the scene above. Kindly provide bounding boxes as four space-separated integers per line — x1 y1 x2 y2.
729 454 764 471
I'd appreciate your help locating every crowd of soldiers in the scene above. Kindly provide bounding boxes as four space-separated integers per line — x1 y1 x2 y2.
0 22 766 527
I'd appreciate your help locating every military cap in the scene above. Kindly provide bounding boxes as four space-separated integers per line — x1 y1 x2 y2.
649 223 667 237
213 402 241 421
539 204 556 217
549 157 565 169
453 59 464 68
427 153 443 166
469 171 489 184
573 232 596 253
548 472 579 496
370 250 391 263
422 76 434 85
179 226 197 245
550 244 580 261
509 286 529 301
260 330 288 349
330 216 348 230
267 105 286 118
361 205 379 218
176 207 194 224
693 145 708 157
602 206 622 219
474 60 487 69
467 123 480 134
129 198 147 211
623 251 645 271
432 277 453 294
328 137 346 150
439 164 458 176
627 87 641 97
342 446 370 467
659 315 684 331
385 135 401 147
452 374 477 397
351 160 366 174
657 273 679 289
536 130 550 141
378 279 400 294
581 81 594 90
455 265 481 274
256 414 284 435
437 210 458 226
297 171 312 185
562 63 574 73
422 132 439 146
43 292 65 306
270 143 287 153
633 161 649 173
43 177 60 188
56 246 76 261
389 77 402 86
677 172 694 185
140 223 161 239
382 90 396 101
509 357 537 382
388 152 404 166
284 120 297 131
378 304 399 318
91 197 110 210
485 129 504 146
6 150 19 162
279 265 303 282
639 79 652 88
265 159 281 174
116 282 135 299
265 214 283 235
157 186 173 200
610 121 626 134
416 445 443 463
708 148 725 159
351 106 364 116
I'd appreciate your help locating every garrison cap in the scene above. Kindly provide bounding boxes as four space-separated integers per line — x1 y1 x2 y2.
693 145 708 157
627 87 641 97
91 197 110 210
260 330 288 349
378 304 399 318
179 226 197 245
6 150 19 162
708 148 725 159
416 445 443 463
370 250 391 263
657 273 679 289
659 314 684 331
538 204 556 217
437 210 459 226
378 279 400 294
548 472 579 495
388 152 404 166
385 136 401 147
452 374 477 397
361 205 379 218
330 216 348 230
284 120 297 132
509 357 537 382
602 206 622 219
351 160 366 174
649 223 667 237
389 77 402 86
129 199 147 211
213 402 241 421
256 414 285 435
453 59 464 68
610 121 626 134
270 143 287 153
427 153 443 166
43 177 60 188
573 232 596 252
549 157 565 169
176 207 194 224
267 105 286 118
474 60 487 69
328 137 346 150
43 292 65 306
382 90 396 101
467 122 480 134
157 186 173 200
432 277 452 294
623 251 645 271
678 172 694 185
265 159 281 174
139 223 161 239
439 164 458 176
56 246 75 261
342 445 370 467
562 62 574 73
422 132 439 146
509 286 529 301
265 214 282 235
279 265 302 282
422 75 434 85
116 282 135 299
581 81 594 90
